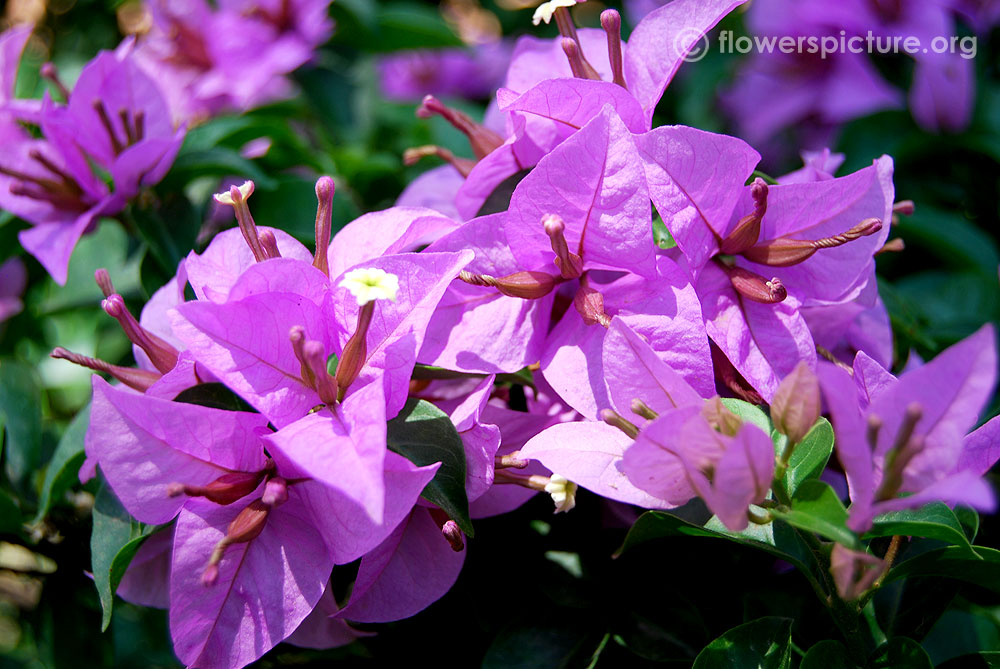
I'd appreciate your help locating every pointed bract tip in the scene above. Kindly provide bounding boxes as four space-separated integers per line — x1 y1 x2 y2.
771 361 821 445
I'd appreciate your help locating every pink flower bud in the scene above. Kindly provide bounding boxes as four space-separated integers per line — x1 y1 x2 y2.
771 361 821 444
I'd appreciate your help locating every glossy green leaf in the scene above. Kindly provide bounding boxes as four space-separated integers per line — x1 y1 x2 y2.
886 545 1000 594
173 383 258 413
482 609 597 669
618 510 821 584
0 487 21 534
34 405 90 523
720 397 772 435
91 483 156 631
800 640 856 669
771 480 858 548
938 652 1000 668
871 637 933 668
386 398 472 536
865 502 972 550
0 358 42 485
692 617 792 669
776 418 834 496
165 146 276 190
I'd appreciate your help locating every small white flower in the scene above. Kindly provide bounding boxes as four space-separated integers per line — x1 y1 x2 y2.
532 0 576 25
339 267 400 306
544 475 578 513
213 180 254 205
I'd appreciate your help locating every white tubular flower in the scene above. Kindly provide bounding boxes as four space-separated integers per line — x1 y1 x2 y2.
339 267 400 306
533 0 576 25
213 180 254 205
545 475 578 513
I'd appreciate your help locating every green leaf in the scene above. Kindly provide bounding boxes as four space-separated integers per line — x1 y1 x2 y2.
477 169 531 218
0 358 43 485
617 510 821 584
164 147 276 190
886 545 1000 594
0 487 21 534
771 480 859 549
373 5 464 50
173 383 258 413
386 398 472 536
897 205 999 277
955 506 979 543
800 640 856 669
720 398 772 435
482 610 597 669
91 483 156 631
692 617 792 669
652 216 677 249
871 637 933 668
34 405 90 523
938 652 1000 668
865 503 973 550
777 418 834 496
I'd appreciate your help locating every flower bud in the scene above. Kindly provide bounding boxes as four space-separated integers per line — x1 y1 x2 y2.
771 361 820 445
701 397 742 437
261 477 289 507
830 543 886 601
51 347 160 391
417 95 503 159
723 265 787 304
574 284 611 326
101 294 179 374
167 471 264 506
495 271 557 299
720 179 768 255
313 176 335 275
544 213 584 279
741 217 883 267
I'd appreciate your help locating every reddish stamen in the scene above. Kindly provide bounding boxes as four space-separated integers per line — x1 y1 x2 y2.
416 95 503 160
257 229 281 259
600 10 627 88
302 340 339 405
403 145 476 178
50 347 160 392
94 269 115 297
101 294 179 374
313 176 335 276
93 100 125 154
720 179 768 255
543 214 583 279
40 62 71 101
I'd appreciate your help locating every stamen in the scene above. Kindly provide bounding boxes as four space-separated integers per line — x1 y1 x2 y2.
600 408 639 438
165 471 265 505
429 508 464 551
289 326 316 388
335 302 374 402
560 38 601 81
201 499 271 586
543 214 583 279
890 402 923 455
718 262 787 304
133 110 146 142
102 294 179 374
458 270 556 299
866 414 882 452
303 340 339 405
876 238 905 255
257 229 281 259
27 149 83 194
495 451 530 469
600 10 627 88
50 347 160 392
416 95 503 160
630 398 659 421
720 179 768 255
892 200 914 217
119 109 137 145
313 176 335 276
214 181 266 263
40 62 71 101
94 269 115 297
740 217 883 267
403 145 476 178
92 100 125 155
574 282 611 327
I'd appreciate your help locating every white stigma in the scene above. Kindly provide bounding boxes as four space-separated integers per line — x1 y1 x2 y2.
532 0 576 25
544 475 578 513
339 267 400 306
213 180 254 205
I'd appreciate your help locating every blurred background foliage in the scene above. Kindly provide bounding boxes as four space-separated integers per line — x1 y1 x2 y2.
0 0 998 666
